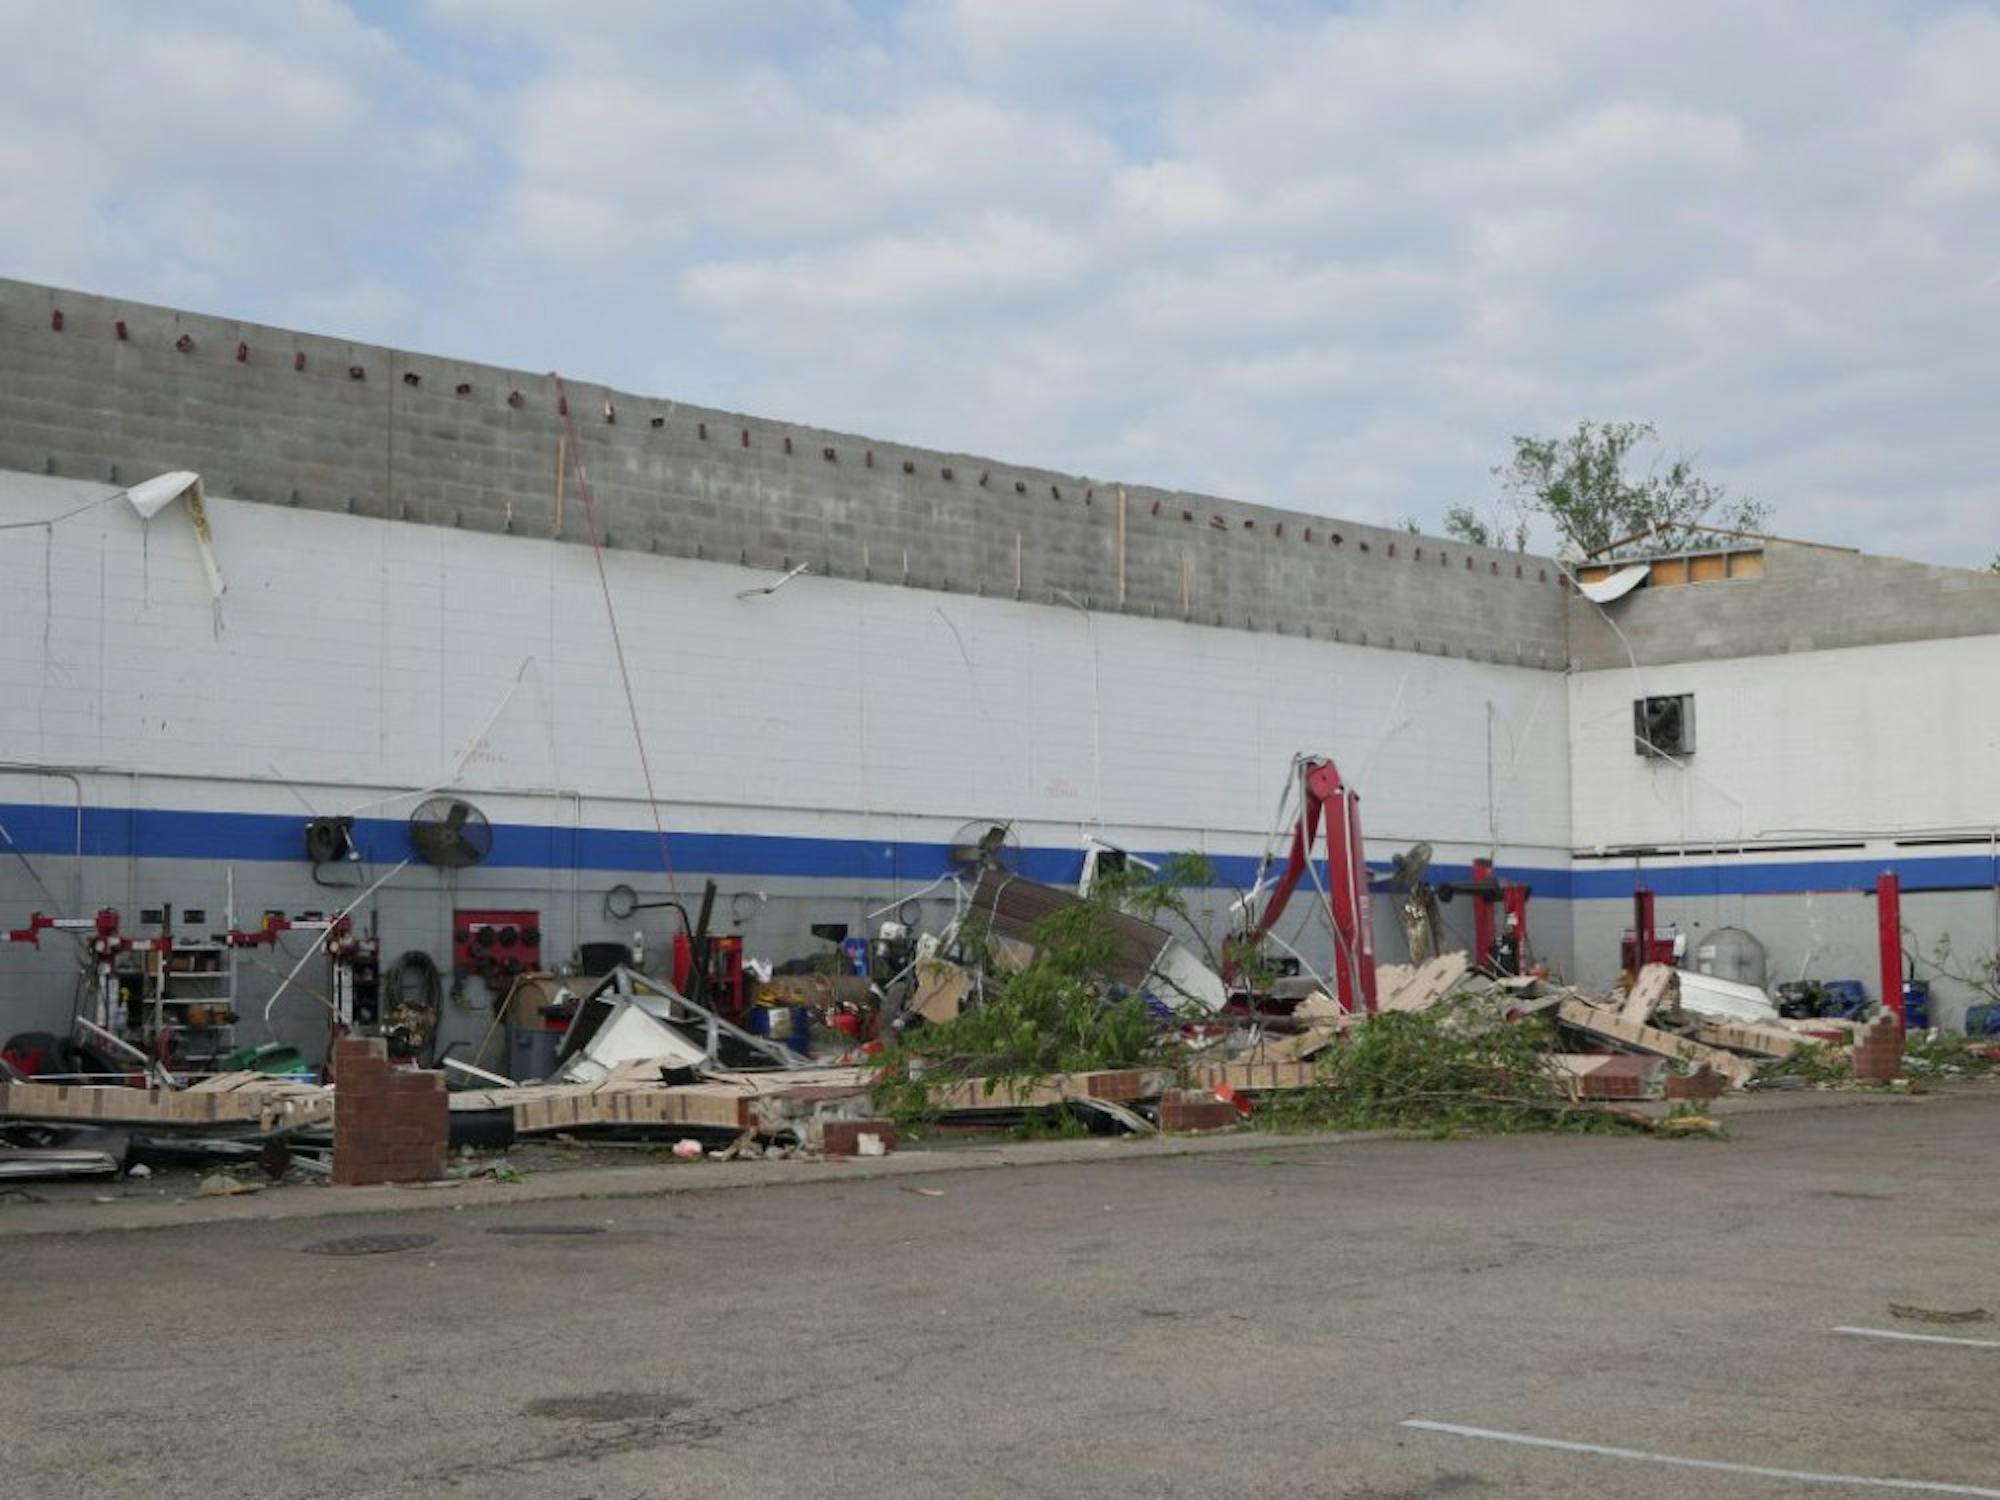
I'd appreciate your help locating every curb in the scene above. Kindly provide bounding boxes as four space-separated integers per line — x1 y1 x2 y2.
0 1124 1386 1240
0 1083 1956 1241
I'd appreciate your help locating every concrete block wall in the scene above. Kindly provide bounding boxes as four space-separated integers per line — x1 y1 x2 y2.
0 278 1570 669
1569 882 2000 1032
1570 540 2000 669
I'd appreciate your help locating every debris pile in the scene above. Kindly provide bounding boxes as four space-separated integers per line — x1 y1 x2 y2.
0 865 1937 1188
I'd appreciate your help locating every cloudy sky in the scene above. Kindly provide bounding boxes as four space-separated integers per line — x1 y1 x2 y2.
3 1 1997 564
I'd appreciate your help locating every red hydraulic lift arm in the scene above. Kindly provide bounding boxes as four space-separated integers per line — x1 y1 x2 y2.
1238 757 1378 1015
1877 872 1905 1027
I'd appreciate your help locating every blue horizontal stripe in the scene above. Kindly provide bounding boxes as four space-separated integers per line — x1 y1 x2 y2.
1568 854 2000 899
0 797 1573 895
14 799 1989 899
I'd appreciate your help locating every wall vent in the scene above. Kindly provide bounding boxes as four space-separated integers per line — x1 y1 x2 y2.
1634 694 1694 757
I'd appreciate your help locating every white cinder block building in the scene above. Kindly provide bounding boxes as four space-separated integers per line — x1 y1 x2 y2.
2 280 1995 1060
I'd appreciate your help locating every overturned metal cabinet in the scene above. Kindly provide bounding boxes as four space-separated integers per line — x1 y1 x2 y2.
554 968 814 1083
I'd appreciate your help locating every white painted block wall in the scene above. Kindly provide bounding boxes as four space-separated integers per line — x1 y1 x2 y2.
1570 638 2000 849
0 472 1573 869
1568 642 2000 1020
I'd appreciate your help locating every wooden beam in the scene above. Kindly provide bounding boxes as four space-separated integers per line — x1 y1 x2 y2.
1376 952 1472 1014
1619 964 1677 1026
0 1079 331 1131
1554 999 1756 1086
1688 1018 1809 1059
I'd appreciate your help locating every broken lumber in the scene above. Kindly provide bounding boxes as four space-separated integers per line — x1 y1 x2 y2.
921 1066 1179 1114
1689 1017 1809 1059
1188 1059 1318 1093
1618 964 1677 1026
1375 952 1472 1014
0 1078 332 1132
1294 991 1343 1021
1553 998 1757 1087
1256 1024 1343 1063
1778 1016 1868 1044
448 1066 872 1135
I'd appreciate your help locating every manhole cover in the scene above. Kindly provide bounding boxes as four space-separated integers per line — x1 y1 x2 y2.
302 1232 437 1257
486 1224 607 1237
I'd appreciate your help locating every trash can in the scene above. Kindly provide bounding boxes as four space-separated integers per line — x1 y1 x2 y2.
508 1025 563 1081
1902 980 1931 1031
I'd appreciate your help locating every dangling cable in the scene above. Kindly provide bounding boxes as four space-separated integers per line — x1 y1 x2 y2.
552 375 681 900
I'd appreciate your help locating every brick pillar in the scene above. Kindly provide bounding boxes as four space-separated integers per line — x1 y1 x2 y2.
1850 1016 1905 1084
333 1036 448 1186
1157 1089 1243 1132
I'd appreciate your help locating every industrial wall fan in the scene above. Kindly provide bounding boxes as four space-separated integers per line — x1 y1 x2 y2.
408 797 493 868
946 820 1020 877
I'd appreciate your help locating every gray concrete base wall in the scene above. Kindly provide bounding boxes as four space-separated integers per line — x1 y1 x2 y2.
1571 887 2000 1032
1570 541 2000 669
0 851 1571 1063
0 278 1569 669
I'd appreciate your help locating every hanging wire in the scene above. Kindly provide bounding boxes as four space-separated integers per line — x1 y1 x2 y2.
553 374 681 900
261 859 410 1036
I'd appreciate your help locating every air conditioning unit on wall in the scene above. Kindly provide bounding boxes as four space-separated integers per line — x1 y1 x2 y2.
1634 694 1694 757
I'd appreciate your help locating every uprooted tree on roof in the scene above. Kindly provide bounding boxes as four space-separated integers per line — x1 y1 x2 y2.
1443 420 1770 560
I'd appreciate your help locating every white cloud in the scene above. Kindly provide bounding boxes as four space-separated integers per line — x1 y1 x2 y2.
685 213 1093 317
0 0 467 316
4 0 1999 565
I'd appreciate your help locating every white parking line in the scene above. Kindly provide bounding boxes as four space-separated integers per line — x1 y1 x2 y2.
1834 1326 2000 1350
1401 1420 2000 1497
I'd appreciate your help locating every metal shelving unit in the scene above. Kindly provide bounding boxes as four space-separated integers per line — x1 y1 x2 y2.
125 880 241 1071
140 940 239 1066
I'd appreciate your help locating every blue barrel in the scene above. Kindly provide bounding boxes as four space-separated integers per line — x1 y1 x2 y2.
749 1004 812 1057
1902 981 1931 1031
1966 1003 2000 1037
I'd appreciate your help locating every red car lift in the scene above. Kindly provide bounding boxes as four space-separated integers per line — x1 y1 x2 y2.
1876 872 1904 1026
5 909 166 1031
1437 857 1533 975
1232 756 1377 1015
1620 885 1677 980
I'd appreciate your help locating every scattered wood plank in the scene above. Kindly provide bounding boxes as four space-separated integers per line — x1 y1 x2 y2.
188 1071 267 1094
1376 952 1472 1014
1777 1017 1867 1042
1293 992 1343 1022
449 1065 876 1135
1187 1059 1318 1093
1068 1097 1157 1134
0 1079 332 1131
1689 1017 1808 1059
1618 964 1678 1026
921 1066 1182 1114
1256 1024 1352 1072
1553 998 1757 1087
